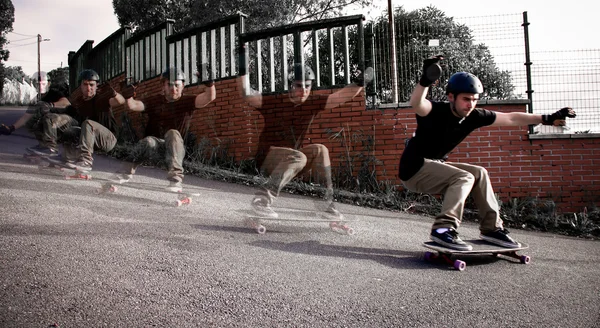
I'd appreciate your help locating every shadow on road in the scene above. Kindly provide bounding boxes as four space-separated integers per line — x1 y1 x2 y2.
249 239 428 270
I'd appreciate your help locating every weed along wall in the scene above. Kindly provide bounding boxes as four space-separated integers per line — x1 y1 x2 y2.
90 74 600 214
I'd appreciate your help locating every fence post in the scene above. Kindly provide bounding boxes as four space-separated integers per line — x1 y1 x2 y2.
388 0 398 104
522 11 534 133
365 22 377 108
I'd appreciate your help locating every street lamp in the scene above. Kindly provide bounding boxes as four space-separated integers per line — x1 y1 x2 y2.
37 34 51 100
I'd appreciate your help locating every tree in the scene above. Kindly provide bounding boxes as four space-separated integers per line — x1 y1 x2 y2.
47 66 69 84
370 6 516 103
0 0 15 95
112 0 370 34
3 65 27 82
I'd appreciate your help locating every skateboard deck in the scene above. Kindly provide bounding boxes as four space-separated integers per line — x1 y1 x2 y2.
96 180 200 207
23 151 91 180
422 239 530 271
242 208 356 235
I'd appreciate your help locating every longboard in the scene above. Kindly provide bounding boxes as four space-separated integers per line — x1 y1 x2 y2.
242 208 356 235
96 180 201 207
422 239 530 271
23 151 92 180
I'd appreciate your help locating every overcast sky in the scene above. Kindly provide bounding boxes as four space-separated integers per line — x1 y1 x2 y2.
4 0 599 76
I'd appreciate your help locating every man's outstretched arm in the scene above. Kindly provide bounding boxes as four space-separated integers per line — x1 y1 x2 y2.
492 107 576 127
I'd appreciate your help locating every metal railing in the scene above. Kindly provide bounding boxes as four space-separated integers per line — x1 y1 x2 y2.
239 15 365 93
124 20 174 83
167 13 247 85
86 27 131 84
67 40 93 93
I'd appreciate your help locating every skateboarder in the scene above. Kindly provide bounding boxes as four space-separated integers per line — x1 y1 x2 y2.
65 69 126 172
402 56 576 251
239 63 367 220
0 71 72 156
109 67 216 192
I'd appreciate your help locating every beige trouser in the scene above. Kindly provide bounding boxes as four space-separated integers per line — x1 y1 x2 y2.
118 129 185 183
257 144 333 205
401 159 503 233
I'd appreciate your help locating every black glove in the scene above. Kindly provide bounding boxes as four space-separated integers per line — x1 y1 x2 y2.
419 55 443 87
542 107 576 126
0 124 15 135
354 67 374 87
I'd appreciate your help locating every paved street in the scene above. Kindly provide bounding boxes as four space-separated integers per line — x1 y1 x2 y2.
0 106 599 327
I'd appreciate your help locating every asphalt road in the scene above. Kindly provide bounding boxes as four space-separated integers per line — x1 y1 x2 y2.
1 106 599 327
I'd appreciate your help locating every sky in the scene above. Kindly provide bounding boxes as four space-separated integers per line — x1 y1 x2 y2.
3 0 599 76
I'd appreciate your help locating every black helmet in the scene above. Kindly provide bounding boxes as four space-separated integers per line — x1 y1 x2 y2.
446 72 483 95
162 67 186 82
79 69 100 83
289 63 315 82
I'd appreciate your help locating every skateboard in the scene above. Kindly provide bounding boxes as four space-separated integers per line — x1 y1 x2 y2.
422 239 530 271
243 208 355 235
23 151 92 180
96 181 200 207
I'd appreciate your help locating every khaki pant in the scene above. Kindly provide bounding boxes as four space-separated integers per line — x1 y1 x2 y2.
257 144 333 205
40 113 79 150
401 159 502 233
78 120 117 165
119 129 185 183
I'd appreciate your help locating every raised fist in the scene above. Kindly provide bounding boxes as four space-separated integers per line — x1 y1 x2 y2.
419 55 443 87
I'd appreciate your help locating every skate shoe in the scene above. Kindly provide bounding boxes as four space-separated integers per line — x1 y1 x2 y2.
251 197 278 219
480 229 521 248
27 145 58 157
320 203 344 221
110 173 132 184
430 228 473 251
71 161 92 173
165 181 182 193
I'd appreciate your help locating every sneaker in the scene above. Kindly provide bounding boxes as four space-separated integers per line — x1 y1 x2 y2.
430 228 473 251
251 197 278 219
165 181 182 193
110 173 132 184
480 229 521 248
71 161 92 173
321 203 344 221
27 145 58 157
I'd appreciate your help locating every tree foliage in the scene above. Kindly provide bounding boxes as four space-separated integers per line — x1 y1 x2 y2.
3 65 27 82
48 66 70 84
0 0 15 95
370 6 516 103
112 0 370 33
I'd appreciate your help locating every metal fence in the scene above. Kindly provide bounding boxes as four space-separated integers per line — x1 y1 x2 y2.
368 11 528 105
239 15 365 93
125 20 174 84
87 27 131 84
167 13 246 85
530 50 600 133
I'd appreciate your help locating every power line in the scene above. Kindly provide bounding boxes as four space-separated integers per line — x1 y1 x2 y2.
8 31 37 37
6 41 38 49
8 36 37 43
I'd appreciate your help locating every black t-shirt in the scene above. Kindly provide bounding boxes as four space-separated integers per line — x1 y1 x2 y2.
254 94 328 168
143 94 197 138
399 101 496 181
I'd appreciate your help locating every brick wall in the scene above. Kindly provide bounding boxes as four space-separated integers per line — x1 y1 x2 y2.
92 74 600 213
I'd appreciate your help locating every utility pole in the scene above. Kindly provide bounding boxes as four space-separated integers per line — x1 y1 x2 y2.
36 34 50 101
37 34 41 101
